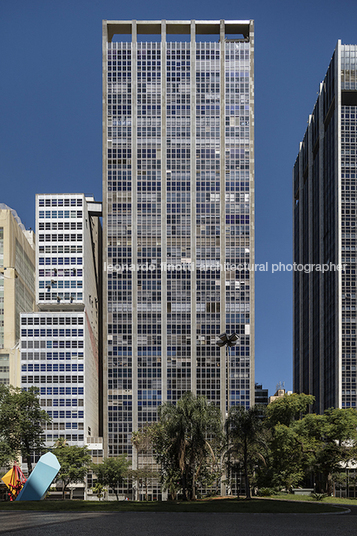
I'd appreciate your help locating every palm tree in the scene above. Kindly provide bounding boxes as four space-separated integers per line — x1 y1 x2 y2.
131 425 154 500
227 405 266 499
157 392 222 500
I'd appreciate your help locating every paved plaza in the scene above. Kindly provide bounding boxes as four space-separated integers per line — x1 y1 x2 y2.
1 510 357 536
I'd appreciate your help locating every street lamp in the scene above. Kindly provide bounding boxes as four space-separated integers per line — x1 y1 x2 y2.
216 332 239 347
216 333 239 412
216 332 239 496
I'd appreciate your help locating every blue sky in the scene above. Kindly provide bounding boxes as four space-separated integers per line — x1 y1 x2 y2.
1 0 356 396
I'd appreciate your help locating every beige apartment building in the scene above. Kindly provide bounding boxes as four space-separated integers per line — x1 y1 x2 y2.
0 204 35 387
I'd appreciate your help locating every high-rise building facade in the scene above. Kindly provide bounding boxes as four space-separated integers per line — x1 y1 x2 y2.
20 194 102 448
294 41 357 412
0 204 35 387
103 20 255 461
255 383 268 406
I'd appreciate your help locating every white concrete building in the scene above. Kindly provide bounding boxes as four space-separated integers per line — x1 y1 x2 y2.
0 204 35 387
21 194 102 447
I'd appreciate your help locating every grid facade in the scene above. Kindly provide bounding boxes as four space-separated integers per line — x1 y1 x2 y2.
294 42 357 412
341 45 357 410
20 312 87 444
37 194 85 305
20 194 101 448
103 20 255 461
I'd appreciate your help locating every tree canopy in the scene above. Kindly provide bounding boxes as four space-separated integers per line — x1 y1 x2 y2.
266 393 314 427
227 404 267 499
0 385 50 473
152 391 223 500
94 456 131 501
297 408 357 494
258 395 357 495
51 440 92 499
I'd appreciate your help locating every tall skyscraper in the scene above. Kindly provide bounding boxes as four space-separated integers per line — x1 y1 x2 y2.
103 20 255 466
294 41 357 412
0 204 35 387
20 194 102 450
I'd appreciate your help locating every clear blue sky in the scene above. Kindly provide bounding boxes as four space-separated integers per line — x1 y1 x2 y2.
1 0 356 396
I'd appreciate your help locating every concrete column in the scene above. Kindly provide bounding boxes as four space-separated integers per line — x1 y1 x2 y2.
318 83 325 413
248 19 255 407
102 20 109 457
336 40 343 409
160 22 168 501
298 146 304 394
307 116 313 398
161 21 168 404
190 20 197 395
131 20 138 451
219 20 227 420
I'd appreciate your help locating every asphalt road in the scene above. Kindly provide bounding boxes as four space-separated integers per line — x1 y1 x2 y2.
0 509 357 536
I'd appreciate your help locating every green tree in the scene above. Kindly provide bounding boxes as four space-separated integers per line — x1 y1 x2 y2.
0 440 15 470
258 393 315 493
261 404 357 496
263 423 306 491
0 385 50 473
91 482 107 500
52 441 92 499
266 393 315 427
94 456 131 501
153 392 223 500
131 425 153 465
131 424 157 500
161 467 181 500
299 408 357 494
129 467 160 501
0 384 15 468
227 405 267 499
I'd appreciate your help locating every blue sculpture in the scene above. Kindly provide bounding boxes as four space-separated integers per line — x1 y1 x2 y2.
16 452 61 501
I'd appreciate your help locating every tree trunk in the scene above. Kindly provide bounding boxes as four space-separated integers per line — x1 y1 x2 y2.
182 472 188 501
244 468 250 499
26 453 33 475
244 440 251 499
327 473 333 496
137 446 140 500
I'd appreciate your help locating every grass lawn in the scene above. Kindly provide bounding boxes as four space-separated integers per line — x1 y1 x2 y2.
0 497 348 514
272 493 357 506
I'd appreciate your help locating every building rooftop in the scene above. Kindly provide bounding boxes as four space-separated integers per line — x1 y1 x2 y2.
104 19 252 42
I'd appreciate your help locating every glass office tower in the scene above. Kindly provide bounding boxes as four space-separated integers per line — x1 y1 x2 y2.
294 41 357 412
103 20 255 465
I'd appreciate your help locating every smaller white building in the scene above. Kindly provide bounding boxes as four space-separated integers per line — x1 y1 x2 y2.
20 311 98 444
21 194 101 447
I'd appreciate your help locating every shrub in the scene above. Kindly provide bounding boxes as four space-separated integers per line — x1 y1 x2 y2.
310 492 326 501
257 487 277 497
